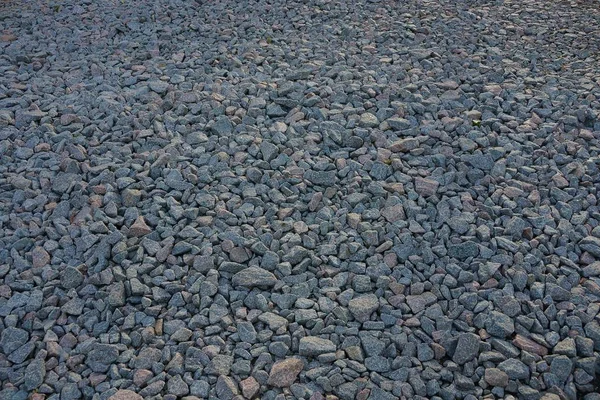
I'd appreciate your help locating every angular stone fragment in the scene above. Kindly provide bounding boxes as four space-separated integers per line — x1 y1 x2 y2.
128 216 152 237
267 358 304 387
304 170 337 186
359 113 379 127
216 375 239 400
348 294 379 322
0 327 28 355
232 267 277 288
240 376 260 399
299 337 336 356
406 292 437 314
453 333 480 364
582 262 600 277
414 177 439 196
448 241 479 260
23 359 45 390
109 390 143 400
497 358 529 380
512 334 548 356
31 246 50 268
485 368 508 387
486 311 515 338
390 138 419 152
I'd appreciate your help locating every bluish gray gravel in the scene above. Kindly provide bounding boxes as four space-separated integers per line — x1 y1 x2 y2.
1 0 600 399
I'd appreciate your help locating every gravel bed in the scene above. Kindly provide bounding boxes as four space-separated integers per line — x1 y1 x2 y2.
1 0 600 399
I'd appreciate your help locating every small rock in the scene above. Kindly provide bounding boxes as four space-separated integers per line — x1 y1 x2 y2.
414 177 439 197
216 375 239 400
299 337 336 356
348 294 379 322
267 358 304 387
453 333 480 364
485 368 508 387
109 390 143 400
232 267 277 288
128 216 152 237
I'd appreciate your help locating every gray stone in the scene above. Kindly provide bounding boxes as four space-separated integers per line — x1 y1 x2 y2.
232 266 277 287
167 375 189 396
0 327 28 355
304 170 337 186
486 311 515 338
299 337 336 356
348 294 379 322
497 358 529 380
23 359 45 390
453 333 480 364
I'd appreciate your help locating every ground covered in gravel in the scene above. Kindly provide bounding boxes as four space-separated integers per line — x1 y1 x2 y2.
1 0 600 399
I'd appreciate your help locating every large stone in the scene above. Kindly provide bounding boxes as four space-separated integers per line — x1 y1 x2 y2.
299 337 336 356
267 358 304 387
211 116 234 135
31 246 50 268
359 113 379 128
582 262 600 277
232 267 277 288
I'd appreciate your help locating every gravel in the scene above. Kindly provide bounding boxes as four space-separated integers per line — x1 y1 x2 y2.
0 0 600 398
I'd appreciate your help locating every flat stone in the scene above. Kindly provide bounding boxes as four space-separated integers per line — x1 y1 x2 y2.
390 138 419 152
148 80 169 94
582 262 600 277
580 236 600 257
211 116 234 135
448 241 479 259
